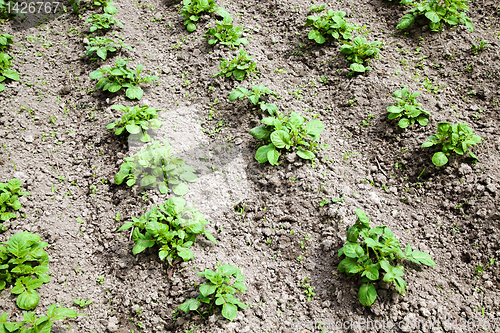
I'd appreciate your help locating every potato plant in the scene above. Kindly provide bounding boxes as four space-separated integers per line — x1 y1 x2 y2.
387 86 430 128
249 112 326 165
340 36 381 73
338 209 436 306
118 197 216 265
205 15 248 49
0 52 20 92
421 122 481 167
181 0 217 32
229 85 278 115
305 9 358 44
0 33 13 51
0 178 29 224
85 36 132 60
0 304 80 332
214 48 258 81
396 0 473 32
0 232 51 310
106 104 163 142
179 264 247 321
114 140 197 195
86 13 123 32
89 58 158 100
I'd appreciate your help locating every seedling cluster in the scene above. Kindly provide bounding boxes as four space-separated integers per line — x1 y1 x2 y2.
387 86 430 128
106 104 163 142
338 209 436 306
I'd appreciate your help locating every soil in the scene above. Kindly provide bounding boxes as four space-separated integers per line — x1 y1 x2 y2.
1 0 500 332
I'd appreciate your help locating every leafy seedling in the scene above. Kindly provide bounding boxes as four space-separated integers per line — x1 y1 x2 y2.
309 4 326 13
249 112 326 165
0 178 29 224
205 14 248 49
0 303 81 332
106 104 162 142
387 86 430 128
338 209 436 306
73 299 93 308
118 197 216 265
301 277 316 301
0 33 13 51
214 48 258 81
396 0 473 33
89 58 158 100
86 13 123 32
340 36 381 73
114 140 197 195
421 122 481 167
0 232 50 310
0 52 20 92
305 9 358 44
86 36 132 60
179 263 247 321
228 85 278 115
471 40 490 55
181 0 217 32
93 0 117 14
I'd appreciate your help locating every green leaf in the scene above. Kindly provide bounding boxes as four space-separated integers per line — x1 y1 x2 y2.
355 208 370 228
89 70 103 79
16 289 40 310
396 14 415 30
417 116 429 126
425 11 440 23
249 126 271 140
233 69 246 81
305 120 324 140
409 251 436 266
180 171 197 183
221 303 238 321
117 222 133 231
432 152 448 167
172 183 189 196
179 298 200 312
296 149 315 160
358 283 377 306
398 118 410 129
270 130 290 149
363 264 380 281
125 124 141 134
199 283 217 297
126 86 143 100
350 63 365 72
267 148 280 165
255 144 274 163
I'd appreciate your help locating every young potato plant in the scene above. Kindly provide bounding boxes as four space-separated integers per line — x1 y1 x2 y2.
179 264 248 321
338 209 436 306
86 13 123 32
118 197 216 265
0 0 18 21
214 48 258 81
421 122 481 167
93 0 117 14
396 0 473 33
0 178 29 224
0 304 80 333
181 0 217 32
0 52 20 92
114 140 197 195
106 104 163 142
305 10 358 44
340 36 382 73
205 15 248 49
0 33 13 51
0 232 51 310
85 36 132 60
89 58 158 100
387 86 430 128
249 112 325 165
229 85 278 115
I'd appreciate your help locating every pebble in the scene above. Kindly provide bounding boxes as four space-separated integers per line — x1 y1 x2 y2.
107 317 119 332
